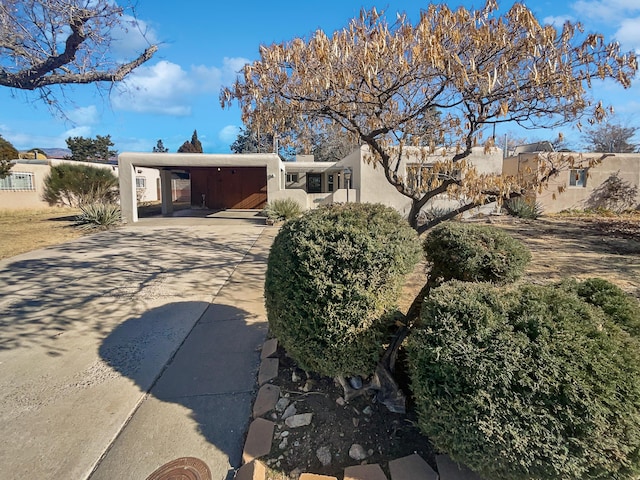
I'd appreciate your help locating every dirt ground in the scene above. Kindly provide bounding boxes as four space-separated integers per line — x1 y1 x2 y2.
262 213 640 479
0 208 83 260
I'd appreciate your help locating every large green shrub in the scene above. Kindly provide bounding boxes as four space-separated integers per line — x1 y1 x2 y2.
423 221 531 284
265 203 421 377
567 277 640 337
43 162 118 207
407 280 640 480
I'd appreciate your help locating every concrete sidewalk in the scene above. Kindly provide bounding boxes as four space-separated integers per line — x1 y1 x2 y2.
0 217 277 480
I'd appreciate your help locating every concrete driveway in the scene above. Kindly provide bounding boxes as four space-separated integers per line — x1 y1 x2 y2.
0 213 276 479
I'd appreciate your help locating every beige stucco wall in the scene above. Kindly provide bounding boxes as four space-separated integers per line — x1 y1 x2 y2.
1 159 160 211
505 152 640 213
0 163 50 210
539 153 640 212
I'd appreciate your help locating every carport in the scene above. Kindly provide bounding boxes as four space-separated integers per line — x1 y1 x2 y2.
118 152 282 223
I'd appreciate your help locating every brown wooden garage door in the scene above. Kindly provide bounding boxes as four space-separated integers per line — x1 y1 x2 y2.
190 167 267 209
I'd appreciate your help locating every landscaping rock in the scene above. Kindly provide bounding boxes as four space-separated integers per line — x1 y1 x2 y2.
282 404 297 420
348 443 368 461
275 397 290 413
285 413 313 428
316 446 332 467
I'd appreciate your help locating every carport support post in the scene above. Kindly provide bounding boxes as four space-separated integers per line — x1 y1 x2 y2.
160 170 174 216
119 162 138 224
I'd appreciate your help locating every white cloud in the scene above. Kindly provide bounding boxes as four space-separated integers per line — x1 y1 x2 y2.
218 125 240 144
112 57 250 116
222 57 250 81
615 17 640 52
0 124 91 150
64 126 92 138
571 0 640 22
543 15 576 28
65 105 100 126
110 15 159 60
112 60 193 115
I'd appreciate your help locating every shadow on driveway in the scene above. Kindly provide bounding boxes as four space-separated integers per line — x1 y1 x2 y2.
94 301 267 480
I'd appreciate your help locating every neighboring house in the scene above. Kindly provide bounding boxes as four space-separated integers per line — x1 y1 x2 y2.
503 150 640 213
118 146 504 223
0 158 161 210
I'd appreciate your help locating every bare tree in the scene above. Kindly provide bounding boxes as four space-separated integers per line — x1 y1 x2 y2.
221 1 637 233
0 0 157 105
582 121 639 153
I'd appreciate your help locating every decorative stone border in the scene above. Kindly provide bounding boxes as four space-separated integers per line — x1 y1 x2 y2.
235 338 483 480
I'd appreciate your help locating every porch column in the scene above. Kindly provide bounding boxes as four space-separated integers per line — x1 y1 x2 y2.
160 169 174 216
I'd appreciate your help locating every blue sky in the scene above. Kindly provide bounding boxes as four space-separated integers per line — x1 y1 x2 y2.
1 0 639 154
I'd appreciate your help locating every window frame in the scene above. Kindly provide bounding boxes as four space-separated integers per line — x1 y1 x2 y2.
0 172 35 191
569 169 587 187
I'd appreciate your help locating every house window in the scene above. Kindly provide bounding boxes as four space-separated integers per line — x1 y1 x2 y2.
0 172 34 191
328 174 334 192
286 173 298 183
307 173 322 193
136 176 146 189
569 169 587 187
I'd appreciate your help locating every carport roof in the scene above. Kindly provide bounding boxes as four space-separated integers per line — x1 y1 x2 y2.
118 152 281 169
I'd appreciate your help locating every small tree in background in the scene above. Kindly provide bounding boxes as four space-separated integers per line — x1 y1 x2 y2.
582 121 639 153
43 163 118 207
0 135 19 178
65 135 117 163
152 139 169 153
177 130 203 153
231 125 274 154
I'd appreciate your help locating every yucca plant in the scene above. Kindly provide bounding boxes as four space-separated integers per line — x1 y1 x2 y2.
75 203 122 230
264 198 303 222
505 196 543 219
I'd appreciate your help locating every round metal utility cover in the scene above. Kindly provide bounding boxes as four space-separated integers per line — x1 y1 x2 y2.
145 457 211 480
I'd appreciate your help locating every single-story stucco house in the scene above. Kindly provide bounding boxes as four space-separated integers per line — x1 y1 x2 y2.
117 145 505 223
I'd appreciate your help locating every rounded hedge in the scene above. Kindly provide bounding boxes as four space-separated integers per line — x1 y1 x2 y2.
423 222 531 285
407 280 640 480
265 203 422 377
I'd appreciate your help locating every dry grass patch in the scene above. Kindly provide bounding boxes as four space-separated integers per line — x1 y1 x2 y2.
0 208 84 260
